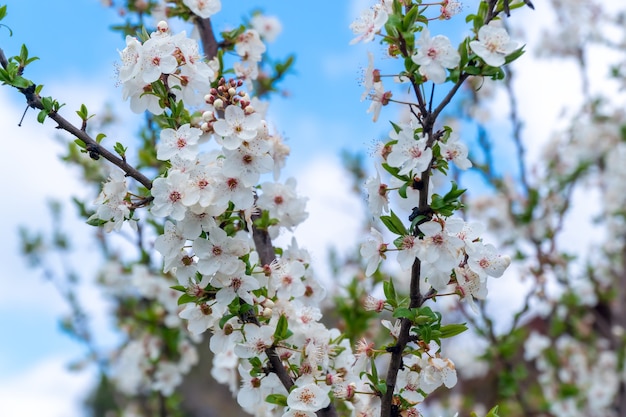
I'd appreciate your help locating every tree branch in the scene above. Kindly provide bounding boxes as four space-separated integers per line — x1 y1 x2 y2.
194 17 219 60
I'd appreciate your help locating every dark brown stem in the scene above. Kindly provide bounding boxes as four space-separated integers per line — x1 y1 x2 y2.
0 50 154 192
194 17 219 60
250 211 337 417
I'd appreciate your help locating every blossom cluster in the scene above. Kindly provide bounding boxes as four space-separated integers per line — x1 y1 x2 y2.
83 0 524 415
117 22 216 113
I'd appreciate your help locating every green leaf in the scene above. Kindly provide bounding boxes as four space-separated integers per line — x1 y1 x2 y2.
398 182 408 199
219 313 236 329
96 133 106 144
73 139 86 149
392 307 414 320
265 394 288 407
177 293 196 305
439 323 468 338
504 46 525 64
273 314 289 342
383 279 397 308
485 405 500 417
381 162 409 181
12 76 32 89
76 104 88 120
86 217 107 227
402 5 419 30
389 120 402 134
0 5 8 21
37 109 47 124
380 210 408 236
114 142 127 158
464 65 482 75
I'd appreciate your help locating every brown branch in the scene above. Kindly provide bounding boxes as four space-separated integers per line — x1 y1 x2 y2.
31 93 154 190
194 17 219 60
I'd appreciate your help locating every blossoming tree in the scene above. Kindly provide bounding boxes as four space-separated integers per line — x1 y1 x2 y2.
6 0 625 417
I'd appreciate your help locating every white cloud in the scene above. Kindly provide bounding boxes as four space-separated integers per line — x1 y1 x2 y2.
275 154 365 284
0 356 94 417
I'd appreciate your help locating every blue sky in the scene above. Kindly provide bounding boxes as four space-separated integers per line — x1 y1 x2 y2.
0 1 567 416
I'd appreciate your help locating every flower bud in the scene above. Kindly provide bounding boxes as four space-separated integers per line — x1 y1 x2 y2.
213 98 224 110
157 20 169 33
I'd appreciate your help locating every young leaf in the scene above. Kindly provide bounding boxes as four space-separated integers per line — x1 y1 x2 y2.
439 323 468 338
380 210 408 236
273 314 289 342
177 293 196 305
265 394 288 407
383 279 397 308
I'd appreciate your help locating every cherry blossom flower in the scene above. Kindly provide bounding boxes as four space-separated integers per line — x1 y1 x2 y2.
287 382 331 412
118 36 143 83
270 259 306 299
235 29 266 63
440 0 463 19
193 226 249 276
465 241 511 280
350 4 388 45
361 51 379 101
365 171 389 216
89 168 131 232
387 129 433 175
396 367 425 403
152 361 183 395
151 170 195 220
182 0 221 18
221 139 274 187
397 234 420 270
234 323 275 358
157 124 202 161
164 249 198 285
412 28 460 84
366 82 391 122
416 218 464 272
257 178 309 234
282 410 316 417
360 228 387 276
470 21 519 67
154 221 186 263
179 303 217 336
454 265 487 312
237 371 283 409
213 269 260 306
251 14 282 42
213 105 263 149
439 134 472 170
213 173 255 210
140 35 178 83
123 78 163 114
418 355 458 394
